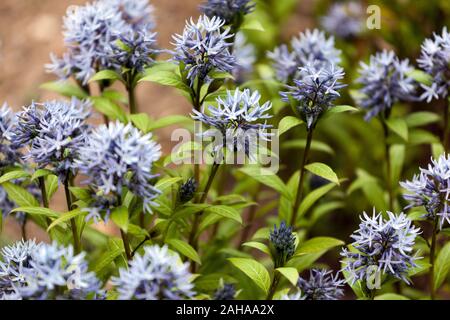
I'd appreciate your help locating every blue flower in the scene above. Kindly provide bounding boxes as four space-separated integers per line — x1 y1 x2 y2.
417 27 450 102
320 2 365 39
178 177 197 203
9 98 91 181
356 50 416 120
213 283 236 300
340 210 421 285
199 0 255 25
0 103 22 169
103 0 155 31
297 269 345 300
400 154 450 229
0 239 40 300
112 245 195 300
269 221 296 267
172 15 236 84
76 121 161 222
18 242 102 300
280 63 345 129
191 88 272 160
268 29 341 83
232 32 256 84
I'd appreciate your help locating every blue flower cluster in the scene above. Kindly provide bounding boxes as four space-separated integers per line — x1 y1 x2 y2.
172 15 236 84
281 64 345 130
320 2 365 39
268 29 341 83
200 0 255 25
356 50 416 120
112 245 195 300
417 27 450 102
401 154 450 229
0 103 22 169
9 99 91 181
76 121 161 222
269 221 296 267
213 283 236 300
191 88 272 160
47 0 156 85
341 210 421 285
0 240 101 300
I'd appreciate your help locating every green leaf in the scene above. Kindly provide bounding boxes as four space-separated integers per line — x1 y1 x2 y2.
297 183 337 218
205 205 242 224
278 116 303 136
386 117 408 141
69 187 91 201
30 169 53 181
374 293 410 300
91 97 127 122
0 170 30 184
45 174 58 202
276 267 299 286
130 113 152 133
406 69 432 86
166 239 201 265
434 242 450 291
228 258 271 293
155 177 183 193
139 70 190 93
11 207 60 219
40 81 88 99
93 245 124 274
239 166 292 201
406 111 440 128
304 162 340 185
89 70 122 83
147 115 191 131
242 241 270 255
251 227 270 240
111 206 129 232
47 208 85 231
295 237 344 256
327 105 358 114
127 224 150 237
390 144 405 188
240 19 265 32
2 182 39 207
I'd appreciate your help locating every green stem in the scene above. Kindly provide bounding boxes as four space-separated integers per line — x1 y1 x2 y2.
63 175 81 254
192 78 203 188
38 176 51 227
291 129 313 226
381 118 394 211
266 273 281 300
430 219 439 300
127 76 138 114
188 162 221 269
443 98 449 152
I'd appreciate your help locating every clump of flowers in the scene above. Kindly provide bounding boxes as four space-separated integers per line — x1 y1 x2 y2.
356 50 416 120
281 63 345 130
0 240 40 299
417 27 450 102
178 177 197 204
268 29 341 83
320 2 365 39
269 221 296 267
232 32 256 84
9 98 91 181
297 269 345 300
213 283 236 300
191 88 272 160
172 15 236 84
0 103 22 169
112 245 195 300
400 154 450 229
341 210 421 285
47 0 156 85
1 240 101 300
76 121 161 222
199 0 255 26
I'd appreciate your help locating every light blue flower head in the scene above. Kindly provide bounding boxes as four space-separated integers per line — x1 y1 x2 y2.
76 121 161 223
172 15 236 85
356 50 416 120
417 27 450 102
320 2 365 39
200 0 255 25
340 210 421 285
280 63 345 130
0 103 22 169
401 154 450 229
112 245 195 300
